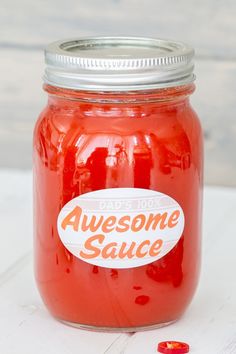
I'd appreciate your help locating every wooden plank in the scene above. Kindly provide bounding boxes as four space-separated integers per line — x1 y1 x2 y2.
104 334 133 353
0 49 43 168
1 0 236 58
0 170 32 276
202 186 236 254
193 60 236 186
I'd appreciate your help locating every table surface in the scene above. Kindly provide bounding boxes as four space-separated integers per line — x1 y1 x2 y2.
0 170 235 354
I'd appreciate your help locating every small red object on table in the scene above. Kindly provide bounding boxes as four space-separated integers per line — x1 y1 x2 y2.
157 341 190 353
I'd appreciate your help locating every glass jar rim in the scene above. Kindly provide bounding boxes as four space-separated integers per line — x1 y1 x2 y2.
44 83 195 105
44 36 195 92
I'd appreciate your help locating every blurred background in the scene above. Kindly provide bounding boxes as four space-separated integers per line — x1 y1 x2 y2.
1 0 236 186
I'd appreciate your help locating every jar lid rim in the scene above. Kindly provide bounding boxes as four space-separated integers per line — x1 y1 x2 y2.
44 36 195 91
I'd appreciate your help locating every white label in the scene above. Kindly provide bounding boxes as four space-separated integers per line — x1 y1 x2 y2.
57 188 185 269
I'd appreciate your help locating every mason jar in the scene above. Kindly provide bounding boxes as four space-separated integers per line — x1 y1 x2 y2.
33 37 203 332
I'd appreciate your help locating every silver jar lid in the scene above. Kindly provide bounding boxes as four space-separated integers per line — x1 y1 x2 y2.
44 36 195 91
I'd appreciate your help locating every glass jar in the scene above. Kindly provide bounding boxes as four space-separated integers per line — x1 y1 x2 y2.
33 37 203 332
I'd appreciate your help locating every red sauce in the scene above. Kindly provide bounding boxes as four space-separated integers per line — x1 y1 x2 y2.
33 84 203 329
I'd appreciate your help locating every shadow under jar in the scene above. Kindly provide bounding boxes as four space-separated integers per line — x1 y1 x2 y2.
33 37 203 332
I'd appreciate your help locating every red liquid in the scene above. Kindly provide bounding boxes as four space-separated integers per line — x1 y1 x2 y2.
33 85 203 329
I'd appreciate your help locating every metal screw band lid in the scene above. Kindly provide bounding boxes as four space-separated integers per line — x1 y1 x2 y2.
44 36 195 91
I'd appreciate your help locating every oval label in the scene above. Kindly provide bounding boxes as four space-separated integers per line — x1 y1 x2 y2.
57 188 185 269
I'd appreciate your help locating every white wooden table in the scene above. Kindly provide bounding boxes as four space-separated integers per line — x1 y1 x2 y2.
0 170 235 354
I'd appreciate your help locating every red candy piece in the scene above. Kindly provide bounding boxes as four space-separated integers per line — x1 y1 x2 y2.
157 341 190 353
